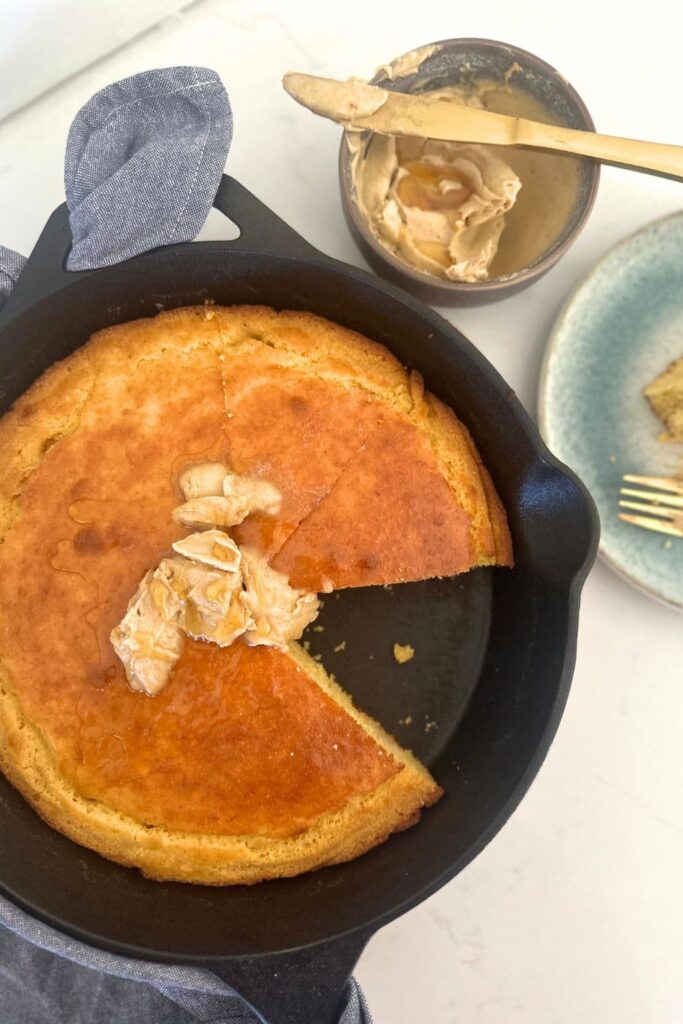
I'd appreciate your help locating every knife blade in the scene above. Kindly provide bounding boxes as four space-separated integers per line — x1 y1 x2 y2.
282 71 522 146
282 71 683 183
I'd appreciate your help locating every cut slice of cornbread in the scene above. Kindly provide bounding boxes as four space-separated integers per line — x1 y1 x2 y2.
644 355 683 442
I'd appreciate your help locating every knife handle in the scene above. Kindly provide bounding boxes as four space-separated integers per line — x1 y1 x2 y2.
516 118 683 183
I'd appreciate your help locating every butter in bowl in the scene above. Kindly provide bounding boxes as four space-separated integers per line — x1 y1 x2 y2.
336 38 600 305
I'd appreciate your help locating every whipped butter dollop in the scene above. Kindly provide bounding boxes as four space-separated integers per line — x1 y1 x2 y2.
360 134 521 282
241 548 320 649
174 463 282 529
110 463 319 696
165 555 253 648
109 564 186 697
350 83 522 283
171 529 242 571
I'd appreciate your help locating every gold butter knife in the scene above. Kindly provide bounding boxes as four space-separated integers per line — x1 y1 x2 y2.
283 71 683 183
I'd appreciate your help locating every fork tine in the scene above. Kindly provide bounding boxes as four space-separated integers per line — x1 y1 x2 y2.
618 512 683 538
618 499 676 519
619 487 683 509
622 474 683 495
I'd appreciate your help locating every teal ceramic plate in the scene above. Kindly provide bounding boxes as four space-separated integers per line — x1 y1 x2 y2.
539 213 683 610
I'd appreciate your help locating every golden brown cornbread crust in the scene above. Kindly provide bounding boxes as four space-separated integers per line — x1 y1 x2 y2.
0 304 509 884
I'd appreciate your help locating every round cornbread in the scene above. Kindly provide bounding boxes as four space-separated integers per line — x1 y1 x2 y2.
0 306 510 884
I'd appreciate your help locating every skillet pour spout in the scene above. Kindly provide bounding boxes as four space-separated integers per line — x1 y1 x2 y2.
0 175 597 1024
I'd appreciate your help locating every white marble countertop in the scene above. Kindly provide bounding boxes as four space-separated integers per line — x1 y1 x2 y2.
1 1 681 1021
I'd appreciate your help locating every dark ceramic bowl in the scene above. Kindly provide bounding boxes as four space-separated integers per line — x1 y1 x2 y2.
339 38 600 306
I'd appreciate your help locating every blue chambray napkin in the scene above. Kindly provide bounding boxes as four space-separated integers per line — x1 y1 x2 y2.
0 898 371 1024
65 66 233 269
0 68 372 1024
0 245 26 304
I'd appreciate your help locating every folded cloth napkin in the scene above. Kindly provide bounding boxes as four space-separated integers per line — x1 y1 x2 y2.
0 68 371 1024
0 245 26 304
0 900 371 1024
65 66 233 269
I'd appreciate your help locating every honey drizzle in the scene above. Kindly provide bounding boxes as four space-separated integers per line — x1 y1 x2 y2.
167 432 228 498
49 546 103 663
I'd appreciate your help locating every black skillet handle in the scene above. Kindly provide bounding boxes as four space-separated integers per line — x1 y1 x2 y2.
211 928 374 1024
212 174 328 261
0 175 327 327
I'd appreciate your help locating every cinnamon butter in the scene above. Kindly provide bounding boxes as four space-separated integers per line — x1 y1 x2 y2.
349 78 583 282
110 464 320 695
367 134 521 282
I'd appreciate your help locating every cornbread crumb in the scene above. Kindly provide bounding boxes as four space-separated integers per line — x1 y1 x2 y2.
398 715 413 726
393 643 415 664
313 625 325 633
424 720 438 733
608 453 617 464
333 641 346 653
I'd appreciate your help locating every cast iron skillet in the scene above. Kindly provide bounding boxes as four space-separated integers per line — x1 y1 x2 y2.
0 176 598 1023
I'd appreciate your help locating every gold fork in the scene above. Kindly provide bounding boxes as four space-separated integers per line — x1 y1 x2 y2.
618 474 683 539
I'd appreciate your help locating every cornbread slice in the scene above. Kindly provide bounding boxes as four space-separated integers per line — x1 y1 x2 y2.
644 355 683 442
0 639 440 885
214 306 512 583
